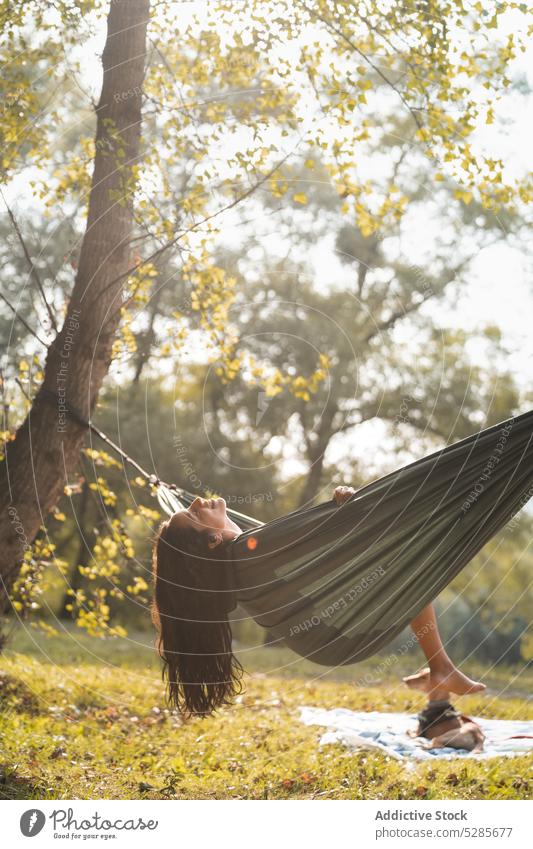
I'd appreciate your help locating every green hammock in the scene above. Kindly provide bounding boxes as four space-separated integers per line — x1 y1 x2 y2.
157 410 533 667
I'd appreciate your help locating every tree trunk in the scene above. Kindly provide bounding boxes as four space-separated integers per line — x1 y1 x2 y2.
132 283 164 384
297 403 337 507
0 0 150 616
297 449 327 507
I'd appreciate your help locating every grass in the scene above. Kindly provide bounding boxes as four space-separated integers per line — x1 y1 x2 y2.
0 624 531 800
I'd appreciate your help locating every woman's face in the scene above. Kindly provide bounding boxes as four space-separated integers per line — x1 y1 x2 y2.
169 496 241 544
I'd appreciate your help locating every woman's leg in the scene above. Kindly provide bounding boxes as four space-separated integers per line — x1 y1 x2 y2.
403 603 486 696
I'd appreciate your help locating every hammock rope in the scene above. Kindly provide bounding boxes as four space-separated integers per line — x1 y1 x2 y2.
39 388 263 530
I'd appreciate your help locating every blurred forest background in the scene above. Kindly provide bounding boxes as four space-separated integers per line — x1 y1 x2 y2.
1 0 532 673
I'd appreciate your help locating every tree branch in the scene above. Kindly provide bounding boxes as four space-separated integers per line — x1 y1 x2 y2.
0 190 58 332
364 236 503 345
295 0 424 132
88 139 304 330
0 291 49 347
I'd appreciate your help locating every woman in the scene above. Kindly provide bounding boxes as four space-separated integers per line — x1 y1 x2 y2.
151 486 486 718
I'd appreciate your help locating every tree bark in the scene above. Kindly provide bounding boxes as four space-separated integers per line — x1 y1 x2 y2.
132 283 164 384
0 0 150 615
297 448 327 507
297 401 337 507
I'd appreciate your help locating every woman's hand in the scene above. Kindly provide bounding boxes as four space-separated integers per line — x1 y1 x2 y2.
333 485 356 506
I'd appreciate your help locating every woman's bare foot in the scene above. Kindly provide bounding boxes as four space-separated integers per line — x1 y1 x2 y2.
402 666 486 698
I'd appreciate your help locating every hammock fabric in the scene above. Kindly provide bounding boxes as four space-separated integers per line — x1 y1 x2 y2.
158 410 533 668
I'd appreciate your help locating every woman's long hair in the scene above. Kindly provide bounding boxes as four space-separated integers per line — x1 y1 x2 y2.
151 517 243 718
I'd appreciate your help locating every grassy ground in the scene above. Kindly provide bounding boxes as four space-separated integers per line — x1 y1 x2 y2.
0 625 531 800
